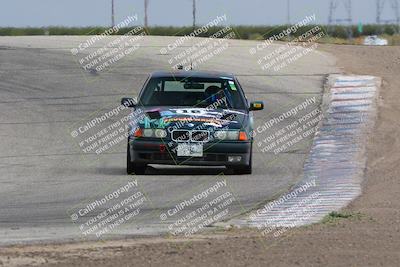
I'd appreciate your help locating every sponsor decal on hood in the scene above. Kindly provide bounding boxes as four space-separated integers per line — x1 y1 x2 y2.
136 107 246 130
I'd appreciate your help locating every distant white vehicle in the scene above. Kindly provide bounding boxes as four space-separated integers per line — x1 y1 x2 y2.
363 35 388 46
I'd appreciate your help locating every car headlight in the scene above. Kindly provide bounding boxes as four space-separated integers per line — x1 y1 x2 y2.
214 130 240 140
154 129 167 138
227 131 239 140
214 131 228 140
141 129 167 138
143 129 153 137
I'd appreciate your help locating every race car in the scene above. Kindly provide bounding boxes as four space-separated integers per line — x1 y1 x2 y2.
121 71 264 175
363 35 388 46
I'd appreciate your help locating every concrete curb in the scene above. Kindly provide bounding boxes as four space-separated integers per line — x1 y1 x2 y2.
229 74 380 229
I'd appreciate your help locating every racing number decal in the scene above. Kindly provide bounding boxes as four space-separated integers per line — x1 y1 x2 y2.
174 108 205 115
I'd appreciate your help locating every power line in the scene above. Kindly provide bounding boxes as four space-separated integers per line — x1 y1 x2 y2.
328 0 353 25
376 0 400 24
376 0 400 33
328 0 353 38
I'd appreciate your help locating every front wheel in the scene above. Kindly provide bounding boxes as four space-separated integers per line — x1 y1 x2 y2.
127 141 147 175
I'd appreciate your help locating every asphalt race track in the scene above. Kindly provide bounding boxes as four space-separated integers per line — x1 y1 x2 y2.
0 36 338 244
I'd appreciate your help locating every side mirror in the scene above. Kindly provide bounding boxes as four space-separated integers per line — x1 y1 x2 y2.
249 101 264 111
121 97 136 108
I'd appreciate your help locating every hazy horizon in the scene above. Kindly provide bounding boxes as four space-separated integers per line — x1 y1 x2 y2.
0 0 398 27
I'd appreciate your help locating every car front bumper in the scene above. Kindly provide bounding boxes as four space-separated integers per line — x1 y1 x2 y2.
129 139 251 166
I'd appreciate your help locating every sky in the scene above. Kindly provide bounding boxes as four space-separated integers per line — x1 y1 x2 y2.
0 0 397 27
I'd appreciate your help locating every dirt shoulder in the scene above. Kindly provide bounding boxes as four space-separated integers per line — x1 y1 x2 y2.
1 44 399 267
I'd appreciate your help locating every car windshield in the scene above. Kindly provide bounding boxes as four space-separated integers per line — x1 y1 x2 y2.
138 77 247 110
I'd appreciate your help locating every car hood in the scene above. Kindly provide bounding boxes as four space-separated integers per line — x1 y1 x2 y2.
132 106 248 130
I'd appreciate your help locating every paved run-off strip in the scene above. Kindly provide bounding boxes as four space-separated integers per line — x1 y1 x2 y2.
229 75 380 228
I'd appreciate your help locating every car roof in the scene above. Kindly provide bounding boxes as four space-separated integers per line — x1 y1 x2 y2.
150 70 235 79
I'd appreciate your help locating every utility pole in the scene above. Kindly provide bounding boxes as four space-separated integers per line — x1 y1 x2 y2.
144 0 149 28
286 0 292 40
111 0 115 27
193 0 196 28
328 1 336 25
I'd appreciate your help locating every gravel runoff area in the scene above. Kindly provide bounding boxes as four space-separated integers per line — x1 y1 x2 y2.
0 43 399 267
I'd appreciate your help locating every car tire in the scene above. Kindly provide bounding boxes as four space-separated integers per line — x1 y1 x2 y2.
127 141 147 175
229 144 253 175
